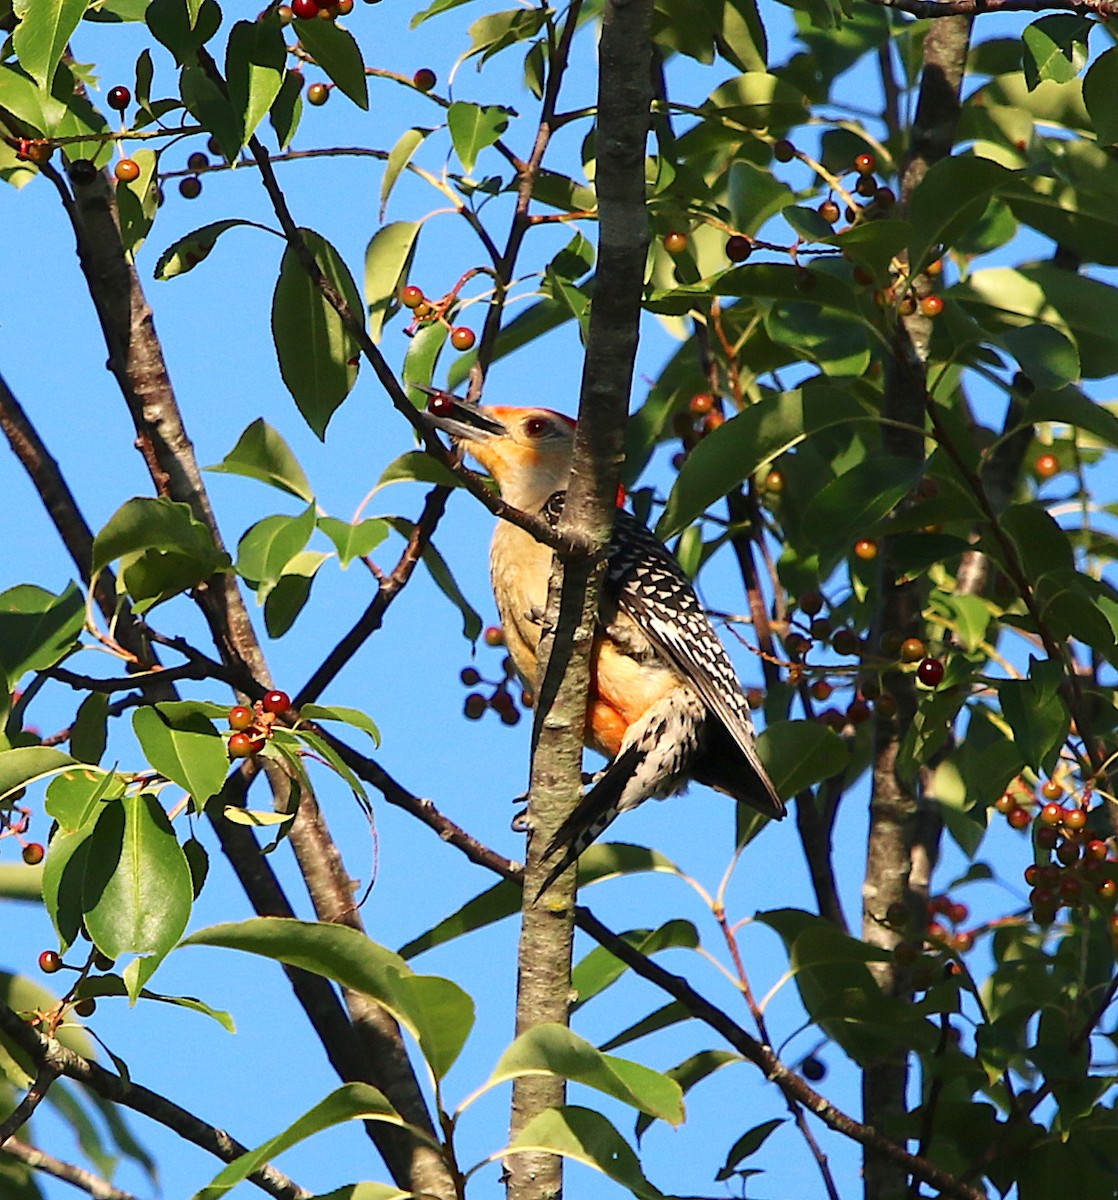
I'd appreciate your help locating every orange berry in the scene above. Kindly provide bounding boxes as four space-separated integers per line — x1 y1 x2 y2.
114 158 140 183
853 538 878 561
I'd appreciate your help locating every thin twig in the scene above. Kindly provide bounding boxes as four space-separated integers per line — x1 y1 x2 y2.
0 1136 141 1200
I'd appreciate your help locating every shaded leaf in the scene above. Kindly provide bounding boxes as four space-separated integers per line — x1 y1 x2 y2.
364 221 420 342
296 18 368 109
756 720 848 797
317 517 389 567
155 219 267 282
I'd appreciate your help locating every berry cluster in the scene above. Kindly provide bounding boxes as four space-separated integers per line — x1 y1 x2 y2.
399 284 475 351
284 0 354 20
671 393 725 469
227 690 292 759
460 629 530 727
996 781 1116 926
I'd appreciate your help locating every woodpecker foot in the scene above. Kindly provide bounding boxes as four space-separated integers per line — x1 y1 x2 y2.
511 807 530 833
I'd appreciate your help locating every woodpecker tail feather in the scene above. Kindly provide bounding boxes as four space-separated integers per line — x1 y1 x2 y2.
534 744 644 899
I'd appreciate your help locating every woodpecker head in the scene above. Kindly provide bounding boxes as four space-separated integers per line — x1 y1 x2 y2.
420 392 576 512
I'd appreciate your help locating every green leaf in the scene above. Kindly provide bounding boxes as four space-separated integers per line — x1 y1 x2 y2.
635 1049 743 1139
42 823 94 950
70 693 109 765
758 909 937 1065
398 879 520 960
757 720 848 797
364 221 420 342
763 301 871 377
295 19 368 109
115 147 160 257
907 155 1012 270
12 0 89 89
179 62 241 162
317 517 389 567
154 219 267 282
600 1001 690 1052
221 808 294 827
996 679 1070 775
1000 325 1080 391
91 497 230 611
657 385 872 538
311 1186 410 1200
264 550 328 637
571 922 699 1012
193 1084 419 1200
83 794 193 973
206 418 314 502
225 18 286 150
801 456 925 553
702 72 808 129
132 702 229 804
380 126 429 219
236 506 317 599
0 583 84 686
374 450 459 493
0 746 79 802
716 1118 785 1181
269 68 303 149
181 917 475 1078
45 768 119 832
465 8 548 64
447 101 510 173
1022 15 1091 91
489 1026 683 1124
300 704 380 746
272 230 363 439
507 1107 667 1200
1083 48 1118 145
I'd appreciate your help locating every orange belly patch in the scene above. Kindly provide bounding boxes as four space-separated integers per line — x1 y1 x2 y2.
585 640 679 758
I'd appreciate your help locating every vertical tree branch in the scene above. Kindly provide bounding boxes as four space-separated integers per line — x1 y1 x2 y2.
861 17 972 1200
508 2 653 1198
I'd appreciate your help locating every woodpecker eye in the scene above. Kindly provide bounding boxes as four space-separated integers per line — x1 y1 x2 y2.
523 416 553 438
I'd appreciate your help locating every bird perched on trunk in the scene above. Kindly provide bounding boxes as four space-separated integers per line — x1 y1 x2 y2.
420 393 784 895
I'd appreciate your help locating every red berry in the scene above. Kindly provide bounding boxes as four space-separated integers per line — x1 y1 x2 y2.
663 231 688 254
336 0 354 11
107 86 131 112
725 235 752 262
1040 802 1063 826
810 679 833 702
427 391 456 417
953 930 974 953
401 285 425 309
179 176 202 199
114 158 140 183
1034 452 1059 479
38 950 61 973
1086 839 1109 862
854 152 876 175
853 538 877 561
746 688 765 710
774 139 795 162
690 393 714 415
450 326 476 351
916 657 945 688
832 628 860 657
413 68 437 92
995 793 1017 814
1098 878 1118 902
1024 864 1041 886
846 699 871 725
229 732 257 758
22 842 45 866
1007 806 1031 830
920 295 944 317
229 706 254 731
307 82 330 106
262 690 291 715
292 0 319 16
484 625 505 647
818 200 840 224
1063 807 1088 832
1040 779 1062 801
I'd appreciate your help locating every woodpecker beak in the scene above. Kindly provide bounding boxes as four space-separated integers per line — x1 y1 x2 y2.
414 388 507 444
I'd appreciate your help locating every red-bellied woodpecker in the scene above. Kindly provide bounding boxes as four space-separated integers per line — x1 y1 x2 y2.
421 395 785 895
